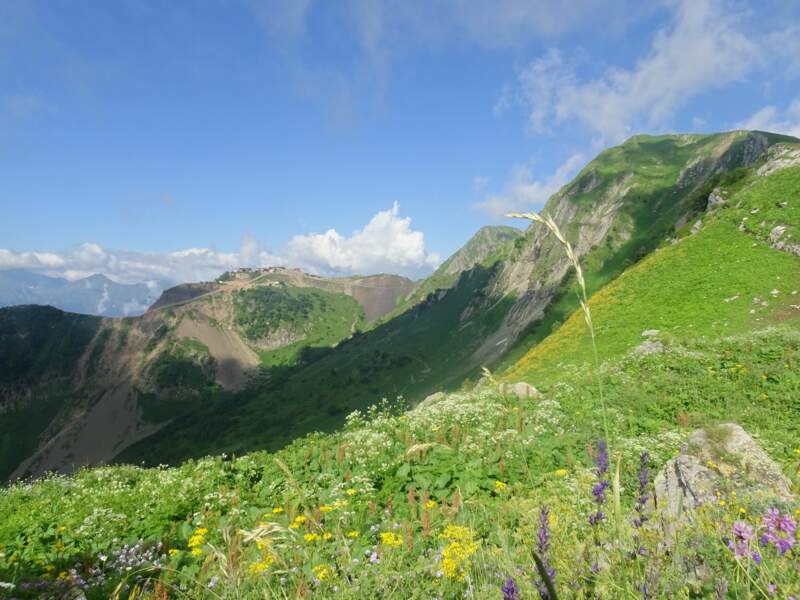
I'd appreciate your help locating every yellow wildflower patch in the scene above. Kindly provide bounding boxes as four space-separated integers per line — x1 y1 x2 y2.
380 532 404 547
313 564 333 581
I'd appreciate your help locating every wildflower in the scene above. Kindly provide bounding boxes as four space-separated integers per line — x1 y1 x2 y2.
304 533 320 542
248 555 274 575
190 548 203 557
728 521 755 559
553 469 568 478
761 508 796 555
633 453 650 528
535 505 556 599
426 499 437 510
208 575 219 589
272 507 284 514
195 527 208 536
347 530 360 538
346 488 357 496
168 549 180 557
501 577 520 600
495 480 508 491
439 526 478 581
380 532 404 548
290 515 307 529
323 532 333 541
319 505 334 513
589 439 610 526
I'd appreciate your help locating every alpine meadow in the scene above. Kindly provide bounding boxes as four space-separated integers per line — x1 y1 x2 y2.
1 2 800 599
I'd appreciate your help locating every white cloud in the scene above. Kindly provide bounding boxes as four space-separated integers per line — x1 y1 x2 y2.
504 0 760 143
0 204 439 284
282 202 440 277
735 98 800 138
474 154 585 218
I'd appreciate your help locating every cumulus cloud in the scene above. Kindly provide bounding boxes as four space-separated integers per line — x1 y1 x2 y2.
474 154 585 218
282 202 440 277
0 204 440 284
501 0 761 143
735 98 800 138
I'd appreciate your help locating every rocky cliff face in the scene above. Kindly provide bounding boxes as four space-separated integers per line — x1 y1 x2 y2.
471 131 797 364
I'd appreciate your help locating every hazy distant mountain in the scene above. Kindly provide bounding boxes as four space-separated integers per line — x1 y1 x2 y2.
0 269 164 317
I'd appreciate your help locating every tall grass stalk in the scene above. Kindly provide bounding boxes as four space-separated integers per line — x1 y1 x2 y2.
507 211 621 544
506 211 610 447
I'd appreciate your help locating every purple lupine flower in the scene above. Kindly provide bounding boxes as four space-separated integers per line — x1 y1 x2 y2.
633 453 650 528
537 505 550 555
501 577 520 600
589 440 610 526
535 505 556 599
596 439 609 476
728 520 757 559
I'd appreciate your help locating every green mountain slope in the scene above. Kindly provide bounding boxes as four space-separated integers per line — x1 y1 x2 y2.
383 225 522 320
505 154 800 383
2 131 797 484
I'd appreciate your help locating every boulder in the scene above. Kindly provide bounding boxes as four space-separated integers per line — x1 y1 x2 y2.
417 391 445 409
706 189 726 210
690 219 703 235
634 339 663 355
653 423 795 542
499 381 542 399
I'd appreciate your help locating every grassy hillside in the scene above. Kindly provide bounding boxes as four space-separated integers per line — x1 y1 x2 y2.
1 142 800 599
118 263 516 466
504 164 800 384
233 286 366 368
384 226 522 321
491 131 798 370
1 325 798 598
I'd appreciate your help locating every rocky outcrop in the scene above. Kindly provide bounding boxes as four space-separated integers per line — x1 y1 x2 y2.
499 381 542 399
756 143 800 177
653 424 794 541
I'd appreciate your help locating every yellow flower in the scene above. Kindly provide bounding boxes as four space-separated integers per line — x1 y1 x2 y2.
380 532 404 548
290 515 307 529
168 549 180 557
425 500 437 510
194 527 208 536
739 507 747 515
347 530 360 538
248 554 274 575
319 505 334 513
553 468 568 478
718 499 726 507
272 507 284 514
188 534 205 548
439 527 478 581
793 448 800 456
313 564 333 581
323 532 333 541
346 488 357 496
332 499 348 509
304 533 320 542
190 548 203 556
494 480 507 491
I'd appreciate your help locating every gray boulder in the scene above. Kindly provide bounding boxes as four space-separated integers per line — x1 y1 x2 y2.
654 423 794 542
499 381 542 399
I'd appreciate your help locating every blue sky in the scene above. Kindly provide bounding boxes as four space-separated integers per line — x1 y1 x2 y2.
1 0 799 283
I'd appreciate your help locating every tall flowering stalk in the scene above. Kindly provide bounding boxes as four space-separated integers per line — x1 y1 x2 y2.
535 505 556 599
506 211 610 446
589 440 610 528
632 453 650 529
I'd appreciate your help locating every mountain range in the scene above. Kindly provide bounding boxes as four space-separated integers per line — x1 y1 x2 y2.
0 270 164 317
1 129 799 484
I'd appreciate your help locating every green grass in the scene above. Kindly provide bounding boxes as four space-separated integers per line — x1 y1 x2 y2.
505 166 800 384
233 285 366 368
1 327 798 598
